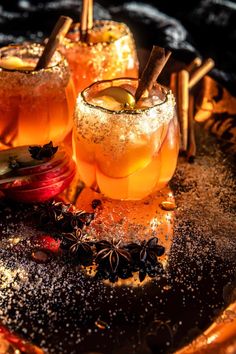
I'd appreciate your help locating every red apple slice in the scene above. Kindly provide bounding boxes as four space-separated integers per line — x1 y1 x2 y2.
14 148 68 176
0 145 69 178
3 168 76 203
0 154 72 189
2 160 76 191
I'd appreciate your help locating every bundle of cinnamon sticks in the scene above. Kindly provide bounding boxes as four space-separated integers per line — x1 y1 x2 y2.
170 57 215 162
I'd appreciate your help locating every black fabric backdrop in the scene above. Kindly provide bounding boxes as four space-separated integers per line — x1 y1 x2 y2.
0 0 236 94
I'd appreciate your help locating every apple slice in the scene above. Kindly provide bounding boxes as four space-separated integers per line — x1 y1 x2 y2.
0 145 67 178
0 56 35 71
0 157 74 190
94 86 136 109
10 162 76 191
3 168 76 203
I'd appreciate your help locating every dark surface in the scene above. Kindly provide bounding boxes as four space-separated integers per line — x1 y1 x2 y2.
0 127 236 354
0 0 236 94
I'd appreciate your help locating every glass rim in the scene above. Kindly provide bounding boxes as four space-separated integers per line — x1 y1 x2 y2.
0 42 66 74
65 20 131 48
80 78 171 115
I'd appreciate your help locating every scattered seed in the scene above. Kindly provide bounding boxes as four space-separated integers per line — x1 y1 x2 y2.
160 201 177 211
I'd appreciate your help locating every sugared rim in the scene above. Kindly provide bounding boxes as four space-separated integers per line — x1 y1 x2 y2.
80 77 171 115
64 20 131 48
0 43 66 74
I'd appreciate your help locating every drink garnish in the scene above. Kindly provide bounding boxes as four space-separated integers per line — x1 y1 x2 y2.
95 86 136 108
80 0 93 42
35 16 72 70
29 141 58 160
0 145 75 203
0 56 35 71
135 46 171 102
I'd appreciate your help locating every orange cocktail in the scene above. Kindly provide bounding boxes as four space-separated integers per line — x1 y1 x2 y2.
0 43 76 149
60 20 139 94
74 78 179 200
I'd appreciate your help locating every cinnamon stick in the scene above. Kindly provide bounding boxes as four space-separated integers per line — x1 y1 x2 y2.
135 46 171 102
187 94 196 162
35 16 72 70
186 57 202 75
188 58 215 89
80 0 89 41
170 72 177 96
87 0 93 30
178 70 189 151
80 0 93 42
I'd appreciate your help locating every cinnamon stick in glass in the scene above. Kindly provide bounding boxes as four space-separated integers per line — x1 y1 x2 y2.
81 0 88 41
35 16 72 70
135 46 171 102
87 0 93 30
80 0 93 42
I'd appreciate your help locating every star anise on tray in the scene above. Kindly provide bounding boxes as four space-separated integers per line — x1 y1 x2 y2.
60 228 93 266
95 239 132 282
127 237 165 282
29 141 58 160
35 201 94 232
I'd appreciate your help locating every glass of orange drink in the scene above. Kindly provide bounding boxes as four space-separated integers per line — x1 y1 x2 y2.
0 43 76 149
73 78 179 200
60 20 139 94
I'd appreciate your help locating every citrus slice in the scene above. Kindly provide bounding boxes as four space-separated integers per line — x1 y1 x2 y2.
95 86 136 109
0 56 34 71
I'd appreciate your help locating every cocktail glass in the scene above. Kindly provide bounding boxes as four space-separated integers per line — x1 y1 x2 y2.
0 43 76 149
73 78 179 200
60 20 139 94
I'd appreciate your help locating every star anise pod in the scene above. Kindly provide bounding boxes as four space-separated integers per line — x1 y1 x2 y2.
95 239 131 279
71 211 94 229
35 201 94 232
60 228 93 266
127 237 165 265
127 237 165 282
35 201 71 226
29 141 58 160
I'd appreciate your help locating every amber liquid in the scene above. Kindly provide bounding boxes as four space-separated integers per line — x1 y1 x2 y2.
61 21 139 94
0 79 76 149
74 116 179 200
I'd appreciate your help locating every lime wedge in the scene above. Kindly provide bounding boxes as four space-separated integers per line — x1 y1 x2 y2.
95 86 136 108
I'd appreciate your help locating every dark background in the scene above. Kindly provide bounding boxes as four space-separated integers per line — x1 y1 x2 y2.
0 0 236 94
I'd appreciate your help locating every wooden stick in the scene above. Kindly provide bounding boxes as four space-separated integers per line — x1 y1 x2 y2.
187 94 196 162
186 57 202 75
135 46 171 102
87 0 93 30
80 0 93 42
80 0 89 41
170 72 177 96
178 70 189 151
35 16 72 70
188 58 215 89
